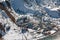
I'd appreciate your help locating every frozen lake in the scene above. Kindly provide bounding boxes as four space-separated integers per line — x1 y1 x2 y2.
11 0 60 18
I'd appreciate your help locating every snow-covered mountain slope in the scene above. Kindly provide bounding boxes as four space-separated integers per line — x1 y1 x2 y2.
0 0 60 40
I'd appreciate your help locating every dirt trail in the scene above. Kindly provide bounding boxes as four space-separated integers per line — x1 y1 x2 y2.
0 4 15 23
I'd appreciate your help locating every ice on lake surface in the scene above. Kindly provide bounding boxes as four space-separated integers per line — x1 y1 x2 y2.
11 0 60 18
